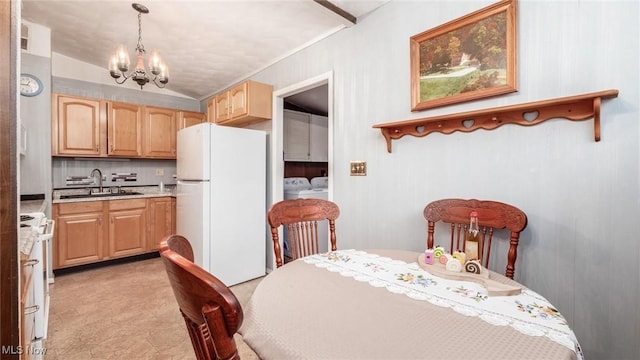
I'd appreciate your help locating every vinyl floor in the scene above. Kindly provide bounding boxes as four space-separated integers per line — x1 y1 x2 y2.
43 257 262 359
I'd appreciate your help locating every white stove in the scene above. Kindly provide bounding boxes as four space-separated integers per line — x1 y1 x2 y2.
19 212 54 344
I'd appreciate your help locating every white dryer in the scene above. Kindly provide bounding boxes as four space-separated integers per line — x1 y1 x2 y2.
282 177 329 258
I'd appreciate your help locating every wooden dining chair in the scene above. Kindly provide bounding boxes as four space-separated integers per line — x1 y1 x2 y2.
163 233 195 262
268 198 340 268
423 199 527 279
159 235 244 360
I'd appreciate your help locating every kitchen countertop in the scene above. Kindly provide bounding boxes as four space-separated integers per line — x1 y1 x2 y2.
52 185 176 204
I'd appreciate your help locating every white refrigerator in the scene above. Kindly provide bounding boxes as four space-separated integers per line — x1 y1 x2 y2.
176 123 266 286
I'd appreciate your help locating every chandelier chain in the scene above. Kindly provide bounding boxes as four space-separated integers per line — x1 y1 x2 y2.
136 11 145 54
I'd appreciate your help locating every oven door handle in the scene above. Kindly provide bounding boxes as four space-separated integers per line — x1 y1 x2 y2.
38 220 55 241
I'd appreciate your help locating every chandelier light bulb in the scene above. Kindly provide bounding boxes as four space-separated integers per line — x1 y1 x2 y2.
149 50 161 75
109 55 121 78
116 44 130 72
158 63 169 84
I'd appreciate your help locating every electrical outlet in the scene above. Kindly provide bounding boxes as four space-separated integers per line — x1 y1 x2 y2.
350 161 366 176
155 168 164 176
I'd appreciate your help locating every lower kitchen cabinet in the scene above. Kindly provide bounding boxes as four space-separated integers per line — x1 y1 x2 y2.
53 197 175 269
147 197 174 252
108 199 147 258
54 201 104 268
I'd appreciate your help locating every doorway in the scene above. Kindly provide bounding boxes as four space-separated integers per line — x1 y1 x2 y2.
268 72 333 270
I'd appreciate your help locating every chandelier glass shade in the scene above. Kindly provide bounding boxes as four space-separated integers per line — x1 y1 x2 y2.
108 3 169 89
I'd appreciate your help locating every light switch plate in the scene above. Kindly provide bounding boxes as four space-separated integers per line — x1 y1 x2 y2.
350 161 366 176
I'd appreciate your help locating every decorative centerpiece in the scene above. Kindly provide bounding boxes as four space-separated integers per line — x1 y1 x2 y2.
420 247 521 296
424 246 481 275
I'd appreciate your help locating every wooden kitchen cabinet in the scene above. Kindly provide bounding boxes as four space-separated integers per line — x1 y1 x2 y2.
53 93 202 159
171 197 176 234
212 80 273 126
107 101 143 157
207 98 215 124
147 197 174 252
108 199 147 258
54 197 175 269
52 94 106 156
143 106 176 158
213 92 231 123
178 110 206 130
53 201 105 268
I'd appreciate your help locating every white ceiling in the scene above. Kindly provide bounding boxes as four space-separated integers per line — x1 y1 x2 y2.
21 0 389 101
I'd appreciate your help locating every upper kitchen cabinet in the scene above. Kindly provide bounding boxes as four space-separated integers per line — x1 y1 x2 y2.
143 106 176 158
107 101 143 157
284 109 311 161
309 114 328 162
284 109 328 162
209 80 273 127
52 93 198 159
211 92 230 124
178 110 206 130
52 94 106 156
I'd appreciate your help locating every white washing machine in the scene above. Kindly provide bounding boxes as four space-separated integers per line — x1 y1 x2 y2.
283 177 329 258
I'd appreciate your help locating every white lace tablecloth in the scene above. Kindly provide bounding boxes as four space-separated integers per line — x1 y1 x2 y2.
304 249 583 359
240 249 582 360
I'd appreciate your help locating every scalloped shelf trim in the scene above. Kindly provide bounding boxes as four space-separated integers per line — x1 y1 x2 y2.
373 90 619 153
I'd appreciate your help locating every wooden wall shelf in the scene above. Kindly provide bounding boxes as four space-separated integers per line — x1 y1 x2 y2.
373 90 619 153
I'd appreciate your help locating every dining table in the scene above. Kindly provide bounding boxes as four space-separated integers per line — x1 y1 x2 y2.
239 249 583 360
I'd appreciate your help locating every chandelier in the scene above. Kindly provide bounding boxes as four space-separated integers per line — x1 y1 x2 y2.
108 3 169 89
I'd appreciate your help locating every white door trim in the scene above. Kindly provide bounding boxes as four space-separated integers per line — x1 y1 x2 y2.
268 71 333 270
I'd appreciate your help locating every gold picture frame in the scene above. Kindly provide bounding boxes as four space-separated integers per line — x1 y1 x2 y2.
410 0 517 111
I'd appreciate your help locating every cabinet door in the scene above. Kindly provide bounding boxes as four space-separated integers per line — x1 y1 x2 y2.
229 81 249 119
53 94 104 156
206 97 215 124
109 208 147 258
283 110 311 161
230 80 272 123
147 197 173 252
56 212 104 268
144 106 177 158
108 101 142 157
178 111 206 130
309 115 328 162
171 198 176 234
214 92 230 123
217 80 273 126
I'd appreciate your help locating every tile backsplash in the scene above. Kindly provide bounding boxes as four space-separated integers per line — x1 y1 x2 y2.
53 158 176 189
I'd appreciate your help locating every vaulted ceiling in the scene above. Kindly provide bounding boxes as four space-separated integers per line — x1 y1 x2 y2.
21 0 389 100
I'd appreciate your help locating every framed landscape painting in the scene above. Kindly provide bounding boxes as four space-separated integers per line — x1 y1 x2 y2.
410 0 517 111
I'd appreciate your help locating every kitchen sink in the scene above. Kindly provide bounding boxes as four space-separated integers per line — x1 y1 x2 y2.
59 191 143 199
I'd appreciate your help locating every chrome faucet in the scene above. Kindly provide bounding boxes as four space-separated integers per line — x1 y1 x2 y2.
90 168 103 193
